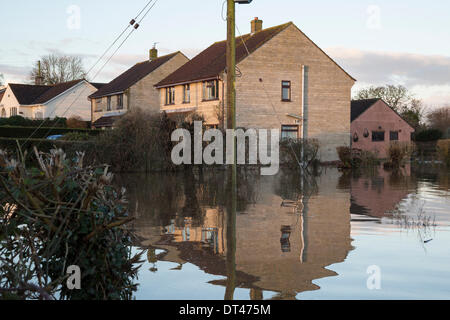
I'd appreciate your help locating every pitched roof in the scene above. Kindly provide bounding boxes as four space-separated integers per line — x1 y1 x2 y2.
156 23 292 88
351 99 380 122
90 82 107 90
89 52 184 99
9 83 52 105
33 79 84 104
351 98 415 130
92 115 123 128
156 22 355 88
8 80 101 105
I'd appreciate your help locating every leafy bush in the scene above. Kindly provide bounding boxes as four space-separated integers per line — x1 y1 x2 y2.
437 139 450 166
414 129 443 142
0 148 143 300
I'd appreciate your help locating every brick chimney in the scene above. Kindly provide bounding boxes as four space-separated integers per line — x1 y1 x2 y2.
149 46 158 61
251 17 263 34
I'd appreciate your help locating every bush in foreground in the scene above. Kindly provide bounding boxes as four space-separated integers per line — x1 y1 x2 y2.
0 148 143 300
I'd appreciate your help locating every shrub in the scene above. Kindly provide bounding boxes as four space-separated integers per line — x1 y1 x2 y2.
436 139 450 166
66 116 88 129
280 138 320 168
384 142 415 168
0 148 143 300
60 131 92 141
414 129 443 142
337 147 379 169
93 108 177 172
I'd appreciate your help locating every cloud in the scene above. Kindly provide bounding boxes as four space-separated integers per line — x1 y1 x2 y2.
0 64 30 84
327 48 450 106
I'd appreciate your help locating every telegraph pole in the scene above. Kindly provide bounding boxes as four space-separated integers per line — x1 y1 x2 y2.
225 0 237 301
225 0 253 301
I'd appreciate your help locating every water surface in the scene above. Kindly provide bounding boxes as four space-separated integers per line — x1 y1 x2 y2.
118 165 450 300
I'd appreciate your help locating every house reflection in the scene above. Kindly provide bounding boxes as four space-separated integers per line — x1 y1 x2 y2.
127 168 353 299
349 166 415 218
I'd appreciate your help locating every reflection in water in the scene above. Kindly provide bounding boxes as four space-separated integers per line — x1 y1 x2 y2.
118 165 450 300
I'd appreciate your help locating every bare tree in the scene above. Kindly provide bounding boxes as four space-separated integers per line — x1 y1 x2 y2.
30 54 87 85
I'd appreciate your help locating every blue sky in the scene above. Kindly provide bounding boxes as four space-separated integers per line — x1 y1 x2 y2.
1 0 450 106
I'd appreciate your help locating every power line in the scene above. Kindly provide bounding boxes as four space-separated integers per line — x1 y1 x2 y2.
21 0 158 147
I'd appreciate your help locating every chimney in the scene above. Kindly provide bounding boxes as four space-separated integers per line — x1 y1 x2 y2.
251 17 263 34
149 45 158 61
35 60 44 85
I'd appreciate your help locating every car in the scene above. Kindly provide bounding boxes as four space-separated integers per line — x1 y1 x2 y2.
46 135 63 141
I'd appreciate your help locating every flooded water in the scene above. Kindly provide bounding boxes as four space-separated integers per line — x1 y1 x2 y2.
117 165 450 300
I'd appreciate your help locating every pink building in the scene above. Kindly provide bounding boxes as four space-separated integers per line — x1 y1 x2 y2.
351 99 415 158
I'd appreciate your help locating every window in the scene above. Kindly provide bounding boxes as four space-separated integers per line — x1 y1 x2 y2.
10 107 17 117
183 84 190 103
96 98 102 104
281 125 299 140
390 131 399 141
117 94 123 110
203 80 219 101
107 96 112 111
166 87 175 105
35 112 43 120
372 131 385 142
282 81 291 101
1 108 6 118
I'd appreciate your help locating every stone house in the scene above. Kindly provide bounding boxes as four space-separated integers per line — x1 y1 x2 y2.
155 18 356 162
89 50 189 128
351 99 415 158
0 80 103 121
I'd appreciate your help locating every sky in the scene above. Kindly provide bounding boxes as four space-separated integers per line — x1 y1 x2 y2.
1 0 450 108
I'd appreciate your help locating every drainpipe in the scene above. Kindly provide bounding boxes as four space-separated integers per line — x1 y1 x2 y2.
301 65 309 165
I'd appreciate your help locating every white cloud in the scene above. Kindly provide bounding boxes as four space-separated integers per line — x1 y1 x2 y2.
328 47 450 106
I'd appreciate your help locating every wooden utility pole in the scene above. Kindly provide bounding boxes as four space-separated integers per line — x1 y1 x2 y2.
225 0 237 301
226 0 236 132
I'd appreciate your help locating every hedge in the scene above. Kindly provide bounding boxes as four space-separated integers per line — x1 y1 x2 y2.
0 116 67 128
414 129 443 142
0 126 101 139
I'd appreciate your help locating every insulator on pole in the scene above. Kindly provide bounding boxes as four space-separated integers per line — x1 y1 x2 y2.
134 23 140 29
130 19 136 25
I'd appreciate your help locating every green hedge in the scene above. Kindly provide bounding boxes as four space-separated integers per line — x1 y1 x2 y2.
0 116 67 127
414 129 443 142
0 126 100 139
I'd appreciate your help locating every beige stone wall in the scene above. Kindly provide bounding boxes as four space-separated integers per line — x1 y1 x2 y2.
130 53 189 114
235 24 355 162
91 93 129 122
91 52 189 123
160 80 224 125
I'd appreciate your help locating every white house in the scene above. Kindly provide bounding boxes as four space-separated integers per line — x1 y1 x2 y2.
0 80 104 121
